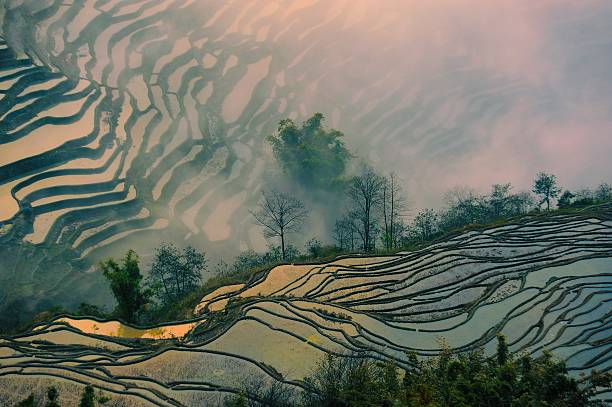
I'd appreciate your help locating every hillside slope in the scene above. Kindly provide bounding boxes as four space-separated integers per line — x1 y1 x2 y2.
2 0 612 323
1 205 611 406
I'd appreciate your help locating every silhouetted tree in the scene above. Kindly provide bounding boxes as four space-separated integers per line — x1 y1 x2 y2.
333 216 357 251
381 173 408 250
558 190 575 209
439 187 488 229
574 188 595 206
412 208 438 241
306 238 323 258
594 182 612 202
268 113 351 189
224 375 294 407
506 191 535 215
251 190 309 260
533 172 561 211
100 250 149 323
348 166 386 252
489 183 512 218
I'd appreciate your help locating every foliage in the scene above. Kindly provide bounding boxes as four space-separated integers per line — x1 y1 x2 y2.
533 172 562 211
229 335 610 406
224 375 294 407
147 242 206 305
412 208 439 241
45 386 60 407
301 354 400 407
268 113 351 189
79 385 95 407
558 190 575 208
99 250 150 323
594 182 612 202
306 238 323 258
75 302 108 318
251 189 309 259
16 393 35 407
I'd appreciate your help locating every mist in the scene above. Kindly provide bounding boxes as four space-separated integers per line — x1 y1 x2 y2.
0 0 611 317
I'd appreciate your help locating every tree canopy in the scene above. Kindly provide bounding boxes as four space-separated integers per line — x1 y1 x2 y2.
147 243 206 305
268 113 351 189
225 335 611 407
100 250 149 323
533 172 562 211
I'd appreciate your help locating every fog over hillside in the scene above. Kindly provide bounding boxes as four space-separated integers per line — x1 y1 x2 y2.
0 0 611 315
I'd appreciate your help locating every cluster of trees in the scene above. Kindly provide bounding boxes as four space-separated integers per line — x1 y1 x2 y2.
263 113 612 254
558 182 612 209
224 335 611 406
332 167 407 252
261 121 612 253
99 243 206 323
14 337 611 406
17 384 108 406
267 112 351 189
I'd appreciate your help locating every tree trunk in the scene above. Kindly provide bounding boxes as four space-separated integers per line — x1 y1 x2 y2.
280 229 286 260
382 183 389 250
390 178 395 250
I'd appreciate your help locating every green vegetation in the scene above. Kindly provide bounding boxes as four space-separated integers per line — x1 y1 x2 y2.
16 393 35 407
79 385 95 407
16 385 110 406
224 335 611 407
533 172 562 211
99 250 150 323
147 242 206 304
45 386 59 407
268 113 351 189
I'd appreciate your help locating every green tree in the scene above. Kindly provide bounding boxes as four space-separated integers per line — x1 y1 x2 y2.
496 333 510 366
45 386 60 407
268 113 351 189
79 385 95 407
533 172 562 211
558 190 575 209
147 243 206 304
489 183 512 218
594 182 612 202
100 250 149 323
412 208 438 241
16 394 36 407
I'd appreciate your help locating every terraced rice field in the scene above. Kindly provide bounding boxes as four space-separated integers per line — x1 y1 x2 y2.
2 0 612 318
1 208 611 405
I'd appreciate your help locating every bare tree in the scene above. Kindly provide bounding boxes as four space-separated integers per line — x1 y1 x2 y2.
251 190 309 260
333 216 357 251
381 173 408 250
348 166 385 252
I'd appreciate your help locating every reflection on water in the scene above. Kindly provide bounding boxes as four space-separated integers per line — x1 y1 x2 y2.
56 317 197 339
